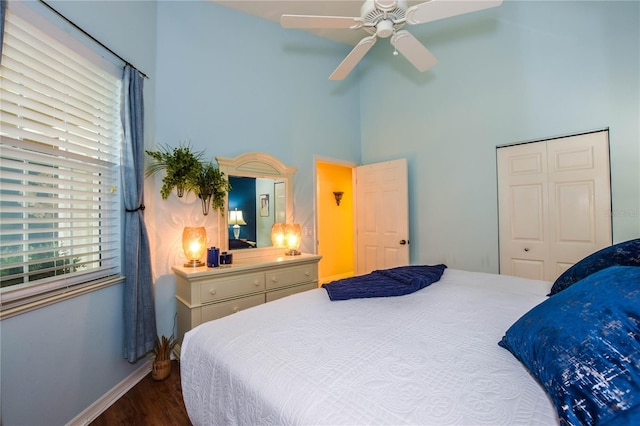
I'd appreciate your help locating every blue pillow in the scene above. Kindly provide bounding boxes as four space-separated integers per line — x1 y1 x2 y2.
499 266 640 426
550 238 640 295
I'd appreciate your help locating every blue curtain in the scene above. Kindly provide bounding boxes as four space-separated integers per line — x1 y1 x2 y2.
122 65 157 362
0 0 6 62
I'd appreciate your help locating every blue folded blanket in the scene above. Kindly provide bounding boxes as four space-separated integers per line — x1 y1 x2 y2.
322 264 447 301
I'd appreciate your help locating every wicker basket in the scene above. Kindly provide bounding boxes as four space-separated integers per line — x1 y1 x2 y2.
152 359 171 381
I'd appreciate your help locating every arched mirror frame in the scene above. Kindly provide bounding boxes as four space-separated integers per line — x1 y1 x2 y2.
216 152 296 258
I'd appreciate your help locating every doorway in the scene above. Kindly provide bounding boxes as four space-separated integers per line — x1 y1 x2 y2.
316 161 355 285
315 158 410 284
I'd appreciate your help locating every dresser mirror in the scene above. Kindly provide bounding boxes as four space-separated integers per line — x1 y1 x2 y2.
216 153 296 255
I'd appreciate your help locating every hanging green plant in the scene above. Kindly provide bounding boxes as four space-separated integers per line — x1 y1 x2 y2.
145 143 231 215
145 143 203 199
186 161 232 216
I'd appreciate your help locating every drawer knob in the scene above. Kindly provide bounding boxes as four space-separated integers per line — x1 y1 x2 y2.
304 271 310 277
209 289 216 295
272 277 277 282
254 280 261 286
233 306 240 313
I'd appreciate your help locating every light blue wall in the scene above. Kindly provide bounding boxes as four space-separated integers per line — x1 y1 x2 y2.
359 0 640 272
152 1 361 199
1 285 139 425
0 1 157 424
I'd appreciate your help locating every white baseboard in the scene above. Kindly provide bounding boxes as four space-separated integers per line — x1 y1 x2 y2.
66 359 153 426
173 343 182 361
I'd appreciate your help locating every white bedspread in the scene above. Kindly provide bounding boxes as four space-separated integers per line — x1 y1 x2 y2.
181 269 558 425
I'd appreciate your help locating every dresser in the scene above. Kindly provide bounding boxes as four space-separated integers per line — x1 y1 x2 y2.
172 253 321 357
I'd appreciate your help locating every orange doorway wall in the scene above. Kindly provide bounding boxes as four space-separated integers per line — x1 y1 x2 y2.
316 161 355 285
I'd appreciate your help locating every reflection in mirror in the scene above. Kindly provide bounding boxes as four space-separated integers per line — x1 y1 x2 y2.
227 177 286 250
216 152 296 256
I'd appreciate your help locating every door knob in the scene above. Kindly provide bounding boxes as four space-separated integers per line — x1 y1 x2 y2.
399 240 408 245
524 248 530 252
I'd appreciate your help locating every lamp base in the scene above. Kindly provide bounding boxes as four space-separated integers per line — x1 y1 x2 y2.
285 249 301 256
184 260 205 267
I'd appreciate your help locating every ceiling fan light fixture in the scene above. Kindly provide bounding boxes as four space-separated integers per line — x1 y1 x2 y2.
376 19 394 38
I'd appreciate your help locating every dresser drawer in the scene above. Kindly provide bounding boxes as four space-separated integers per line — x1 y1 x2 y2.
266 263 318 290
266 282 317 302
201 294 265 323
201 272 265 303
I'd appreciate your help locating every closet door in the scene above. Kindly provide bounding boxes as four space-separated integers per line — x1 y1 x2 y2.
498 142 550 280
498 130 612 281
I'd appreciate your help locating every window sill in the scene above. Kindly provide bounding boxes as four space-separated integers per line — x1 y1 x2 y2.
0 276 125 320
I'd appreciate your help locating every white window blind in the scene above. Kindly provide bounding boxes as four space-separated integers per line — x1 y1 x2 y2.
0 5 123 306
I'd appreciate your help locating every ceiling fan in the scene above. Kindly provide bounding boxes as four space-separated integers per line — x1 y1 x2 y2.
281 0 503 80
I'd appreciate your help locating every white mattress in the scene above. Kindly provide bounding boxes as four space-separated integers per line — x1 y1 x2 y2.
181 269 558 425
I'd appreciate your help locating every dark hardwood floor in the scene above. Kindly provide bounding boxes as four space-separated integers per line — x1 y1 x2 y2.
90 360 191 426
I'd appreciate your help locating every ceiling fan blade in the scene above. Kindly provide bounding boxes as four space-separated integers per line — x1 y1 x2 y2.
329 36 377 80
281 14 364 30
391 30 437 72
406 0 503 25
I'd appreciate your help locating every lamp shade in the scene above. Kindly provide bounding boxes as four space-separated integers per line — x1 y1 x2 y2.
229 209 247 239
271 223 286 248
284 224 302 255
182 226 207 267
228 209 247 226
271 223 301 256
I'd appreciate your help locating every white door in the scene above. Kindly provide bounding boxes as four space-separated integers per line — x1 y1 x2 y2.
354 159 409 275
498 130 612 281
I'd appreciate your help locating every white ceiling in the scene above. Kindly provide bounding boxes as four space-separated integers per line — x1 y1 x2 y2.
211 0 424 45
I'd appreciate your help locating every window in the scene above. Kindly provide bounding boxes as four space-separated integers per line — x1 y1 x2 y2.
0 3 123 309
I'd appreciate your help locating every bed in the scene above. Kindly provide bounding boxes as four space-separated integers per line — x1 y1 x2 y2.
181 240 640 425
